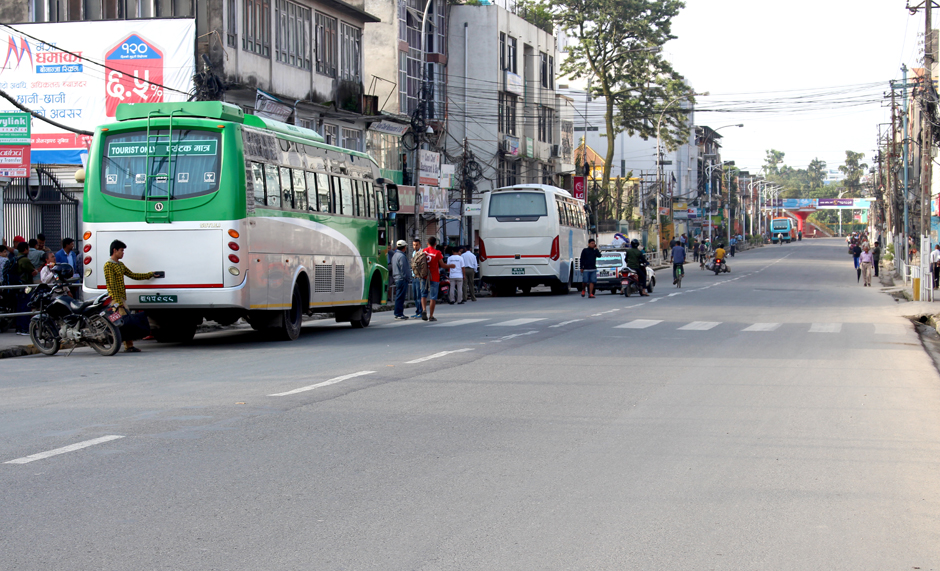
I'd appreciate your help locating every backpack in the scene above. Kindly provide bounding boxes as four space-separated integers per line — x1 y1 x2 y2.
412 250 429 280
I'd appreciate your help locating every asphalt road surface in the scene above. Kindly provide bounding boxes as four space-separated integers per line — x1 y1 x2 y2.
2 238 938 570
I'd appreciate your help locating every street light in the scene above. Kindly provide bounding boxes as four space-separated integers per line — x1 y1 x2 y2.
655 90 708 252
698 123 743 243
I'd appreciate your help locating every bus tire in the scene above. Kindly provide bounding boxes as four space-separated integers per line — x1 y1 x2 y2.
551 271 572 295
351 280 379 329
274 286 304 340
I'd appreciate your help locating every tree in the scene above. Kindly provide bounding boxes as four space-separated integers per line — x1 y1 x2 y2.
807 158 827 190
838 150 868 195
552 0 688 218
763 149 785 176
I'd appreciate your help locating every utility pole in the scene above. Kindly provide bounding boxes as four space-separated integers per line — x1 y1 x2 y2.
903 65 911 263
889 87 897 236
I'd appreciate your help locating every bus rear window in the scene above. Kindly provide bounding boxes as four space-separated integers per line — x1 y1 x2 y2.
771 220 789 230
489 192 548 221
101 130 221 200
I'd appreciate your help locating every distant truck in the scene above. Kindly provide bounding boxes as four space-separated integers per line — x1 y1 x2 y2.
770 217 794 244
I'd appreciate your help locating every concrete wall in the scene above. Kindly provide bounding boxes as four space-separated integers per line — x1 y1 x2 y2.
362 0 400 114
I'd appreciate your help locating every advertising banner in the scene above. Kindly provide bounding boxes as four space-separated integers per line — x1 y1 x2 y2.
418 149 440 186
0 112 31 177
573 176 585 200
422 185 447 213
0 20 195 164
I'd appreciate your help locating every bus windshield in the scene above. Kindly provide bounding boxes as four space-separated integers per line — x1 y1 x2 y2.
488 192 548 220
101 129 221 200
771 220 789 230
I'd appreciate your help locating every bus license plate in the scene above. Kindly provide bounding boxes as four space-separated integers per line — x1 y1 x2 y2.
512 268 525 275
140 295 177 303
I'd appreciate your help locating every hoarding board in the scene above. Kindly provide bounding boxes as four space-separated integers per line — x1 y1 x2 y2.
0 20 195 164
0 112 30 177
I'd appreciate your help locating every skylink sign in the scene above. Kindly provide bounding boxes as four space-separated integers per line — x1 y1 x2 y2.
0 113 31 144
107 140 218 157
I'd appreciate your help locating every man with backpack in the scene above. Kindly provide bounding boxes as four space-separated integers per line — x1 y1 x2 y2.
418 236 454 322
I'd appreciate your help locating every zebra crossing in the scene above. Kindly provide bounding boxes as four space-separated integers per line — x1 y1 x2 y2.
376 316 911 335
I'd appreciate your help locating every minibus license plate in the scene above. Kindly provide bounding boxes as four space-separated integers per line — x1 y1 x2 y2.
512 268 525 275
140 295 177 303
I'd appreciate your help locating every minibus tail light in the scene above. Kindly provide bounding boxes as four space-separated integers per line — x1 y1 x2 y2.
479 239 487 262
550 235 560 261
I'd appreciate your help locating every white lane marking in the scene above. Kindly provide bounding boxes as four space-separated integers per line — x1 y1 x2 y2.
809 323 841 333
492 331 540 342
874 323 906 335
428 318 490 327
5 435 125 465
678 321 721 331
379 320 418 327
742 322 781 332
550 319 584 328
405 348 474 363
615 319 663 329
269 371 375 396
488 318 546 327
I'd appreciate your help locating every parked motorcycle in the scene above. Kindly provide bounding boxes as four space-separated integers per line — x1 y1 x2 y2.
27 264 124 356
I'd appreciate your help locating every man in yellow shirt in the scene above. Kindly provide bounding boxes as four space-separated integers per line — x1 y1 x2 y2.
104 239 162 352
714 245 726 261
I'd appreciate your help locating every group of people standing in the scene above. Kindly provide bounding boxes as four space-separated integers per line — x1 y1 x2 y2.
389 237 479 323
1 234 83 336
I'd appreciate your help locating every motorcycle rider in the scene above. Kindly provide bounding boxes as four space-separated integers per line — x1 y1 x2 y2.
713 243 727 272
625 239 650 296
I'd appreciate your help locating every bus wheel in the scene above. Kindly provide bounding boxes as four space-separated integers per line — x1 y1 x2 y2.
351 282 378 329
275 286 304 340
551 271 572 295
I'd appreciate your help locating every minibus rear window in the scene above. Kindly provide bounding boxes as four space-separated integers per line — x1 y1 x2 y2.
489 192 547 221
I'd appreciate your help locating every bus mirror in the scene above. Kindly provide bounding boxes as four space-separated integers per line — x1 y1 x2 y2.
386 212 397 225
386 185 400 212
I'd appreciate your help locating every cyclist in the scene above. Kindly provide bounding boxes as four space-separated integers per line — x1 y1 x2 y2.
671 240 686 284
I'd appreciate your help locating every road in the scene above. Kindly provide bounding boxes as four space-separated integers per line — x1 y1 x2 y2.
2 238 939 570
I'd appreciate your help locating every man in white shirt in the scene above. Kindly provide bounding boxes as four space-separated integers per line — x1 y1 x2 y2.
459 245 478 301
446 246 465 304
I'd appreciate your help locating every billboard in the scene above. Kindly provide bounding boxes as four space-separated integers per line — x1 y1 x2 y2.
0 20 195 164
0 112 30 177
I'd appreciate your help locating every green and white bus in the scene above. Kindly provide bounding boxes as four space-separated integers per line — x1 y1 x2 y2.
81 101 399 341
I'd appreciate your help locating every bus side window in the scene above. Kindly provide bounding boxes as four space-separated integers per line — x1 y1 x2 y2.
279 166 294 209
363 182 372 218
251 163 266 206
376 189 386 217
339 177 354 216
264 164 281 208
354 180 365 217
292 169 307 211
316 173 331 213
330 176 341 214
305 171 318 211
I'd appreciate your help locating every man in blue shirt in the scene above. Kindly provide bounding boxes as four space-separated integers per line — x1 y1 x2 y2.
671 241 686 284
55 238 79 273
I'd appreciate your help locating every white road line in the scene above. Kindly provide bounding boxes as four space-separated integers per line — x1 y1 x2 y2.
615 319 663 329
742 322 781 332
550 319 584 328
405 348 474 363
488 318 546 327
269 371 375 396
5 435 125 465
874 323 907 335
809 323 842 333
379 320 417 327
428 318 490 327
678 321 721 331
493 331 540 342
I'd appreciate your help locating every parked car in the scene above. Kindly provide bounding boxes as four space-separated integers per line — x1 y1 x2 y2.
595 249 628 294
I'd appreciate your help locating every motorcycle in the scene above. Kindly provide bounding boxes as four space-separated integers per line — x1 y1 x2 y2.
26 264 124 356
619 265 655 296
708 257 730 275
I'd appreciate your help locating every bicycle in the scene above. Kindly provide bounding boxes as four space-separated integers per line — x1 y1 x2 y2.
674 263 684 288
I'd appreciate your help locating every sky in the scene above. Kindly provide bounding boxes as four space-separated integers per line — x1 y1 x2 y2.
666 0 924 175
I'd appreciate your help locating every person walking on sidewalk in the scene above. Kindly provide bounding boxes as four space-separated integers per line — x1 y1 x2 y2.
446 246 465 304
460 245 478 301
13 242 38 335
579 239 601 298
391 240 412 319
104 239 161 353
931 244 940 289
851 241 862 283
872 241 882 277
860 243 874 287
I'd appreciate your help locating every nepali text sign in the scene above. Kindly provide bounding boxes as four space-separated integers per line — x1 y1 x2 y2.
0 20 195 164
106 140 218 157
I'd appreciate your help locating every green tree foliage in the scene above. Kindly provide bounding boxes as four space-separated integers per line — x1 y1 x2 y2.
806 158 827 190
838 150 868 195
763 149 785 175
551 0 688 220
